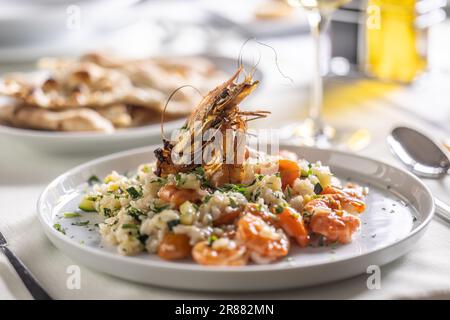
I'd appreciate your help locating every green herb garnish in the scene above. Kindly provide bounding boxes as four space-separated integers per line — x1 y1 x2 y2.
175 173 186 187
150 177 166 184
194 167 213 188
229 197 238 208
87 175 101 186
255 174 264 181
122 224 138 229
63 212 81 218
302 211 313 219
138 234 149 244
220 183 248 196
167 219 180 231
150 203 170 213
103 208 112 217
203 195 212 203
207 235 218 246
314 183 323 195
126 186 142 200
127 207 143 219
53 223 65 235
71 220 89 226
301 163 313 177
275 204 285 214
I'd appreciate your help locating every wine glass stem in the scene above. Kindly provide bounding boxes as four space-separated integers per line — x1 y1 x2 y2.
306 11 329 136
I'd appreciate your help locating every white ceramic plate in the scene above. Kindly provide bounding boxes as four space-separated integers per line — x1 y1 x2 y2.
0 55 263 155
37 145 434 291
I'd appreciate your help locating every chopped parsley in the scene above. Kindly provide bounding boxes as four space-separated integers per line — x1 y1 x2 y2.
251 190 261 202
103 208 112 217
138 234 149 244
150 203 170 213
302 211 313 219
126 186 142 200
229 197 238 208
122 224 138 229
275 204 285 214
71 220 89 226
203 195 212 203
219 183 248 196
194 167 213 188
53 223 65 235
87 175 101 186
285 186 292 199
127 207 143 219
314 183 323 195
175 173 186 187
63 212 81 218
167 219 180 231
207 235 218 246
301 163 313 177
150 177 166 184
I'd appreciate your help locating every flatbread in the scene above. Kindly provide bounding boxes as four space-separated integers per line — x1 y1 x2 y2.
0 103 114 132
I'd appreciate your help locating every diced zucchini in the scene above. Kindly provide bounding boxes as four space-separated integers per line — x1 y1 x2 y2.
79 197 96 212
312 167 332 188
179 201 196 225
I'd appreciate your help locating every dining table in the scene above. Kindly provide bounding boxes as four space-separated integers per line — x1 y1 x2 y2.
0 11 449 300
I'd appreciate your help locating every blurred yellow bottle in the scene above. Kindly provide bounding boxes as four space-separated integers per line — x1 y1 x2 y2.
365 0 427 83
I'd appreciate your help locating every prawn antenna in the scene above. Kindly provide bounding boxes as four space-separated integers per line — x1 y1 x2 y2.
254 39 294 86
161 85 203 141
237 38 294 85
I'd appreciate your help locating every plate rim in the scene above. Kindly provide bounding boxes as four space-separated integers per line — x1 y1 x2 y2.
0 119 184 139
37 144 435 273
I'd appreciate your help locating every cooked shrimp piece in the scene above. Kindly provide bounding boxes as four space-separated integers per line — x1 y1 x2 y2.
309 211 361 244
158 233 191 260
236 213 289 263
192 239 248 266
157 184 205 208
213 208 241 226
278 159 300 189
243 203 277 224
321 185 366 214
278 207 309 247
304 197 336 214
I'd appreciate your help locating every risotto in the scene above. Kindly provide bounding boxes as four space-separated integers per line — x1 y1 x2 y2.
77 152 368 265
73 66 368 266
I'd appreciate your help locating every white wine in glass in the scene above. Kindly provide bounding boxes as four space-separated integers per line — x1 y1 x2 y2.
285 0 370 149
293 0 353 12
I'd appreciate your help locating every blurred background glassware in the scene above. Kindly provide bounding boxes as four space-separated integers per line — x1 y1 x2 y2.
329 0 447 83
282 0 447 150
365 0 446 83
283 0 362 148
0 0 142 62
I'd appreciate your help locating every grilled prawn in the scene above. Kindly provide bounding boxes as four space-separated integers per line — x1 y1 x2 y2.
154 67 269 186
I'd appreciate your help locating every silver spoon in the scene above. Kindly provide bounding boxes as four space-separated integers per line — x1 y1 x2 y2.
387 126 450 223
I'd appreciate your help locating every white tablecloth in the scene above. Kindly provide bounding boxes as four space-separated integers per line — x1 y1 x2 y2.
1 20 450 300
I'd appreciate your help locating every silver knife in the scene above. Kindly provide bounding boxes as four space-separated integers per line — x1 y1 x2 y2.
0 231 52 300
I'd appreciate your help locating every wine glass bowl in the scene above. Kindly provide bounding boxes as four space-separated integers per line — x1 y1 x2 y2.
284 0 369 150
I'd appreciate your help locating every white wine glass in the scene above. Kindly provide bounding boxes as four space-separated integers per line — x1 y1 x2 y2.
284 0 370 150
